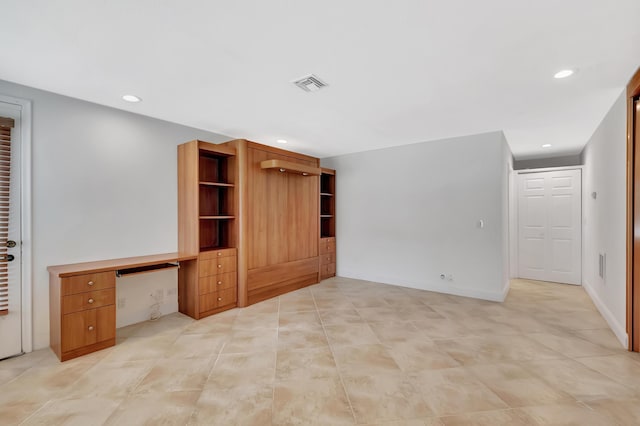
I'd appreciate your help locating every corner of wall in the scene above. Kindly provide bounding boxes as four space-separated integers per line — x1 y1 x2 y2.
582 279 628 348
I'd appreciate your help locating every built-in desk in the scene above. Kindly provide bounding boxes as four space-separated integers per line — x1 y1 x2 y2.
48 252 197 361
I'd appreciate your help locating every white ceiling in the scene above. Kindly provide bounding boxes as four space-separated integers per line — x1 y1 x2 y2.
2 1 639 159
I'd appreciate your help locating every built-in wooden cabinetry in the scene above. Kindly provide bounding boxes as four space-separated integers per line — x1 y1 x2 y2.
178 139 327 310
177 140 238 318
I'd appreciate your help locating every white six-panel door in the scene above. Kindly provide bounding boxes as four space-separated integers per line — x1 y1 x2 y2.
517 169 581 285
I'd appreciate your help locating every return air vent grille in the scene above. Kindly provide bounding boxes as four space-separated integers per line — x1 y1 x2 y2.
293 74 328 92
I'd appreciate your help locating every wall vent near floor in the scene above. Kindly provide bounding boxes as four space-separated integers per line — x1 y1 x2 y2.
599 253 606 280
292 74 328 92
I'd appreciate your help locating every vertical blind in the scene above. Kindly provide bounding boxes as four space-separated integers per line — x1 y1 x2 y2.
0 116 13 316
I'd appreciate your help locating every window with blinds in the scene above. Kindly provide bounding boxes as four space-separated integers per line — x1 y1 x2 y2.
0 116 13 316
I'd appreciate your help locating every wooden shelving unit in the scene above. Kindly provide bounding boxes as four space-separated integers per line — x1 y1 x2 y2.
178 140 238 319
319 168 336 279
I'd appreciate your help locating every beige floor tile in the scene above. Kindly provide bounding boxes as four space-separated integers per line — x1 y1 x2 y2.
276 346 339 381
278 327 330 350
362 419 444 426
65 360 153 398
208 351 276 389
343 373 433 423
314 297 357 311
318 308 364 325
133 312 193 337
585 398 640 425
164 332 227 359
468 362 574 407
409 367 508 416
223 328 278 353
133 357 214 394
105 390 200 426
440 408 538 426
324 323 381 346
435 335 563 365
191 383 273 426
521 401 618 425
279 310 322 329
273 377 355 425
332 344 401 377
521 358 639 401
386 341 461 372
576 354 640 392
411 319 473 339
279 298 317 312
21 396 122 426
232 311 279 330
369 321 431 344
570 328 627 352
100 334 177 362
528 332 613 358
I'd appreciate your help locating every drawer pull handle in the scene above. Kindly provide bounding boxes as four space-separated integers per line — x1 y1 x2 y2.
88 298 94 304
88 281 95 286
217 264 222 268
217 297 222 301
88 325 94 331
217 252 222 256
217 281 222 285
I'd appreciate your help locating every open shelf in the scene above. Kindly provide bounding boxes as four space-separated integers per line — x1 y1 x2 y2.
261 159 321 176
199 218 234 251
200 181 235 187
319 169 336 239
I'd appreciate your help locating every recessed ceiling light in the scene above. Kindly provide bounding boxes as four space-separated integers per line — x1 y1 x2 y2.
122 94 142 103
277 139 288 144
542 144 552 148
554 69 575 79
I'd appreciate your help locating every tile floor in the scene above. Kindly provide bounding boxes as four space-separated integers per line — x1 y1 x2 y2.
2 277 640 425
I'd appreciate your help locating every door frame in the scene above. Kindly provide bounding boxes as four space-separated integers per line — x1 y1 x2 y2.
0 94 33 354
626 68 640 352
514 166 583 283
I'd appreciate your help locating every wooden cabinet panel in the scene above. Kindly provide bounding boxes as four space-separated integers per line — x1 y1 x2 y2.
199 256 237 277
247 148 268 269
199 272 237 295
267 153 289 266
61 272 115 296
287 173 319 262
248 258 319 291
216 287 237 307
61 305 114 353
62 288 115 314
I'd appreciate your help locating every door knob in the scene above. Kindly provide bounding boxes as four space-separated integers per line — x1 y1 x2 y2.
6 240 16 248
1 254 15 262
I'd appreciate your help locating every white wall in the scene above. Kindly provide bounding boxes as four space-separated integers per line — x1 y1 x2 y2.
323 131 512 301
581 90 627 347
0 79 230 349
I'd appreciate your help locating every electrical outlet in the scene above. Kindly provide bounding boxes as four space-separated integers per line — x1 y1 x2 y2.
440 274 445 280
117 297 126 309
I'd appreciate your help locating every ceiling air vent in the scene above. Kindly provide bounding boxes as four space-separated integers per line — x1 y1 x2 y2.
292 74 328 92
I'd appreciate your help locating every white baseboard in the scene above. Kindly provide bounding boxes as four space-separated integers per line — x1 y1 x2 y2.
583 279 628 348
337 270 507 302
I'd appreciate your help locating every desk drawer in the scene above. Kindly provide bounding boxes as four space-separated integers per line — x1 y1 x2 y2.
62 288 115 314
61 272 115 296
199 248 236 260
199 272 237 295
320 253 335 265
199 256 236 277
199 287 237 312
